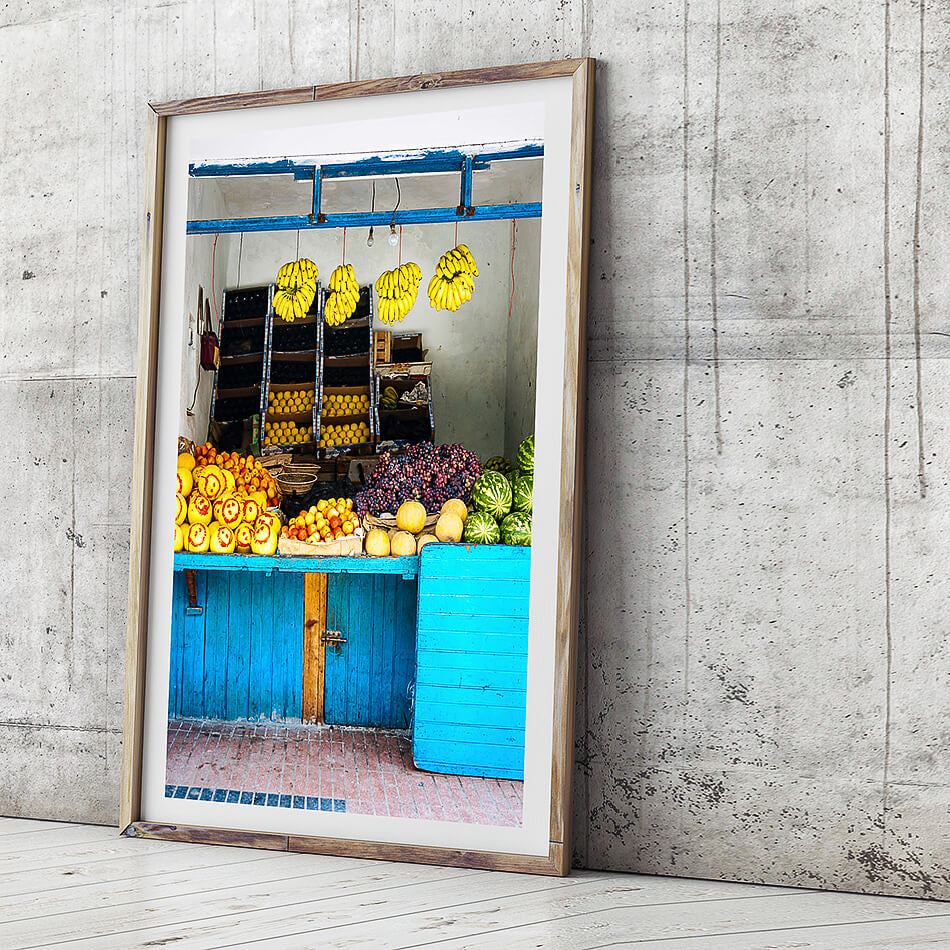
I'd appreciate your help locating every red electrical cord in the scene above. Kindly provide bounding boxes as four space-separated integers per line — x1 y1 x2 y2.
210 233 220 330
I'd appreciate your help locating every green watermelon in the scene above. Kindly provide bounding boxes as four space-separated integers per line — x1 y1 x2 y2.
500 511 532 546
485 455 515 476
512 475 533 513
472 471 512 520
463 510 500 544
517 435 534 475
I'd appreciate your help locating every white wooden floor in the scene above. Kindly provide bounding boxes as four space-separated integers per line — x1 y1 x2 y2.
0 818 948 949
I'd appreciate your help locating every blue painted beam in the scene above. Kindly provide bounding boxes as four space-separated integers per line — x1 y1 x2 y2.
187 202 541 234
310 167 323 222
188 144 543 181
459 155 473 212
174 551 419 577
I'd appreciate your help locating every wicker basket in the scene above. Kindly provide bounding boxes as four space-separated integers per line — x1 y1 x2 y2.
259 453 292 470
276 470 319 494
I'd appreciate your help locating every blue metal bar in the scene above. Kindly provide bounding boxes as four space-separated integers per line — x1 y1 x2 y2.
460 156 474 212
188 144 544 181
187 202 541 234
310 167 322 221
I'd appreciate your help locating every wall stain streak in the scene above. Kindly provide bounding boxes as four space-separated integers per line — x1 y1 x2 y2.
681 0 692 700
710 0 723 455
913 0 927 498
882 0 894 829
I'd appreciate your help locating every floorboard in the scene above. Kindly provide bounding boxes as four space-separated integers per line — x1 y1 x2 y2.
0 819 945 950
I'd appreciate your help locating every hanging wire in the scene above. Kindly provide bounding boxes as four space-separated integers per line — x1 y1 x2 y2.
295 229 300 260
210 233 220 326
390 177 401 229
455 220 458 246
367 181 376 245
398 225 402 266
342 227 346 264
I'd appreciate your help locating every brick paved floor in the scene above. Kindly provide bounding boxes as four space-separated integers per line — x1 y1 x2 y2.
165 718 523 827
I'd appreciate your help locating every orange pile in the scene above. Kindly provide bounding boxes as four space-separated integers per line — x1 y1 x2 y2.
282 497 359 545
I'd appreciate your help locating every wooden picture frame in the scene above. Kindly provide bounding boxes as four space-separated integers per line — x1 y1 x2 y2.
122 58 594 875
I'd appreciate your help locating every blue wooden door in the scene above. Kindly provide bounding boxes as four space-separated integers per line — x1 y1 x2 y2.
323 573 417 728
413 544 530 780
169 569 304 720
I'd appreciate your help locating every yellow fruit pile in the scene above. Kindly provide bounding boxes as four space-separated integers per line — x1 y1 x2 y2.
263 420 313 446
320 422 370 447
325 264 361 327
283 498 359 544
428 244 478 311
322 392 370 417
375 262 422 325
268 389 314 414
174 448 280 556
273 258 318 323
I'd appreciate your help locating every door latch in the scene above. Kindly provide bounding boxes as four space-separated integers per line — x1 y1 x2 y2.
321 630 347 645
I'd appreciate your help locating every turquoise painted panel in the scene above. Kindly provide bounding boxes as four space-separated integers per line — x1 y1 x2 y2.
413 544 531 781
169 570 304 720
323 573 417 728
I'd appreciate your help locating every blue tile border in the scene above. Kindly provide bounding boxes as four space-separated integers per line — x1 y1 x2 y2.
165 784 346 813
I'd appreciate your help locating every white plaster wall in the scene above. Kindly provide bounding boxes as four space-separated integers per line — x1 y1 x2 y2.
219 211 529 461
504 218 541 461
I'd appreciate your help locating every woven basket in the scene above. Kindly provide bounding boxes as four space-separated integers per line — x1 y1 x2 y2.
276 471 319 494
259 453 292 470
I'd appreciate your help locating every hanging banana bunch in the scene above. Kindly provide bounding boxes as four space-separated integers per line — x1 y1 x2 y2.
273 258 318 323
427 244 478 312
325 264 360 327
375 262 422 325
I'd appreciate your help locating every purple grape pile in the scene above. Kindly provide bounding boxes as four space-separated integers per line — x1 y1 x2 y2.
355 442 483 515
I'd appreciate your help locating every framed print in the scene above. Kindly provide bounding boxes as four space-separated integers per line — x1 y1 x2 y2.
122 59 593 875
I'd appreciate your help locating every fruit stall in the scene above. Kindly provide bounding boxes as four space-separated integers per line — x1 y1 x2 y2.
173 144 541 780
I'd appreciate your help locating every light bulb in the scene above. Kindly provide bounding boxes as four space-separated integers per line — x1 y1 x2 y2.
366 227 374 247
387 226 399 247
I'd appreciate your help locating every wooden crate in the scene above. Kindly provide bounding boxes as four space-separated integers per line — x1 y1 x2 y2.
373 330 392 364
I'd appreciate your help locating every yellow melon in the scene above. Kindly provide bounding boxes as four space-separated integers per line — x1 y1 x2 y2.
440 498 468 523
416 533 438 554
177 452 196 472
396 500 427 534
176 467 193 498
391 531 417 556
365 528 391 557
435 512 463 543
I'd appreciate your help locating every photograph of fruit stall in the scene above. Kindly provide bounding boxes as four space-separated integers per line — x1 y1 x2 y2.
166 144 541 824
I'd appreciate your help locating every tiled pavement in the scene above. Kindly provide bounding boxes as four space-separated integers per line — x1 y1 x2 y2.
165 718 524 827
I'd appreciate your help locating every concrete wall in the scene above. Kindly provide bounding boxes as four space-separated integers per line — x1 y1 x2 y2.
1 0 947 900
